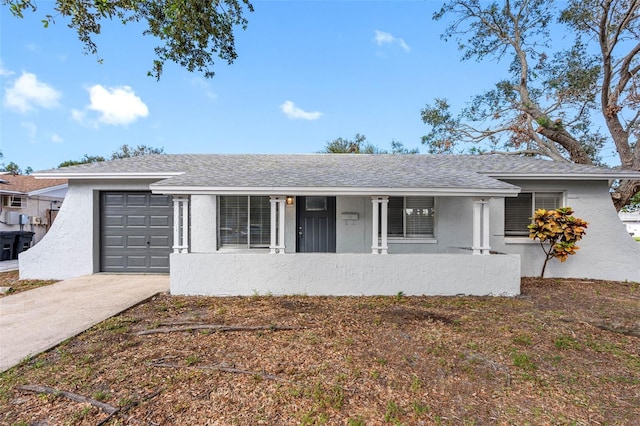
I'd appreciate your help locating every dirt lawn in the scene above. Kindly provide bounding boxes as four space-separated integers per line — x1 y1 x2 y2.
0 270 57 297
1 278 639 425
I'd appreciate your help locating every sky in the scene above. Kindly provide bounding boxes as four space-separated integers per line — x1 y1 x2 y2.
0 0 597 172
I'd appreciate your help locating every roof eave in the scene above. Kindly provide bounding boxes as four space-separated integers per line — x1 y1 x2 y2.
32 172 184 180
150 186 521 197
27 183 69 196
487 173 640 180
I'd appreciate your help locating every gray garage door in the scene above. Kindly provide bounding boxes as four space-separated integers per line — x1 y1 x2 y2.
100 192 173 273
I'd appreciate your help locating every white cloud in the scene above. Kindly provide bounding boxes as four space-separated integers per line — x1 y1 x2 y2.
0 60 14 77
83 84 149 126
4 72 61 113
70 108 85 123
280 100 323 120
191 77 217 100
51 133 63 143
20 121 37 139
374 30 410 53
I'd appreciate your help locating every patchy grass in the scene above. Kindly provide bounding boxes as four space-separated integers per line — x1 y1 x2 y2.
0 271 58 297
1 278 639 424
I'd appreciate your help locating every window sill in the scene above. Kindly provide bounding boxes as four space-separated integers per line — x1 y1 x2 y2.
504 237 536 244
387 238 437 244
217 248 271 253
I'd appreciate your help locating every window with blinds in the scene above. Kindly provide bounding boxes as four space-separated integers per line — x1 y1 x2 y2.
504 192 563 236
219 196 271 248
386 196 435 238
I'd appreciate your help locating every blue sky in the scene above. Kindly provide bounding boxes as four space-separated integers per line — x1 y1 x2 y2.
3 1 519 172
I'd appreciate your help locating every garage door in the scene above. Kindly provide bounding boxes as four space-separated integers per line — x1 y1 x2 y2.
100 192 173 273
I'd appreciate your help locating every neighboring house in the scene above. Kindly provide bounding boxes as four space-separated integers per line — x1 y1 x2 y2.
19 154 640 296
0 173 68 245
619 211 640 237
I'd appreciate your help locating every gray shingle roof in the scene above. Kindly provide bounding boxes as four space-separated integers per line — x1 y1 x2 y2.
35 154 640 193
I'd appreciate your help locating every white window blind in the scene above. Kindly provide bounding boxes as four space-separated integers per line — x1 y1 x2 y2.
386 196 435 238
249 196 270 247
219 196 271 248
405 196 435 237
504 192 563 236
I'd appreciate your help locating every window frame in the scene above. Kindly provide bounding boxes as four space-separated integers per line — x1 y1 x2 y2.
218 195 271 249
386 196 436 239
504 191 564 237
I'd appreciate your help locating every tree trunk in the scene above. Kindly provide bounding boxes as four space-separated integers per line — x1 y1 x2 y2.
535 126 594 165
612 179 640 212
540 255 551 279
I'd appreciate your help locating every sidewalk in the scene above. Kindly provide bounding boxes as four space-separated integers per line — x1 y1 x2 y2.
0 274 169 372
0 260 18 273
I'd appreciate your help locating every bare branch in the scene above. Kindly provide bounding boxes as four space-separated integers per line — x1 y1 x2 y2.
17 385 118 414
480 149 549 156
135 323 301 336
148 361 289 382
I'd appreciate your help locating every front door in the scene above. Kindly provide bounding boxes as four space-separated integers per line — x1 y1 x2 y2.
296 196 336 253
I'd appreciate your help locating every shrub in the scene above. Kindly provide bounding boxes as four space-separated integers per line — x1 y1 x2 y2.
528 207 588 278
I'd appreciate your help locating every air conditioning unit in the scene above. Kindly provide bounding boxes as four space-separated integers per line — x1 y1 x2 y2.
4 211 20 225
30 216 42 225
2 195 26 208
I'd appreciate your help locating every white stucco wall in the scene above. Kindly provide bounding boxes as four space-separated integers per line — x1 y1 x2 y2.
336 196 370 253
334 196 476 254
492 180 640 282
190 195 217 253
170 252 521 296
19 180 158 280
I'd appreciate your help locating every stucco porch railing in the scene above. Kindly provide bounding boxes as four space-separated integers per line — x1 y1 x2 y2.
170 252 521 297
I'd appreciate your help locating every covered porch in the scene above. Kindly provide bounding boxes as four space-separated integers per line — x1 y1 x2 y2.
167 192 521 296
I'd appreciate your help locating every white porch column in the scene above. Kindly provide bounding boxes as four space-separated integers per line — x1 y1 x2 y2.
371 196 389 254
380 196 388 255
472 198 491 255
270 197 277 254
482 199 490 255
172 196 190 253
270 196 286 254
371 197 379 254
278 198 286 253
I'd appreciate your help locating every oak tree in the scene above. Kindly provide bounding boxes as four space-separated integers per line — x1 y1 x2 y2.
323 134 419 154
4 0 254 79
58 144 164 168
421 0 639 210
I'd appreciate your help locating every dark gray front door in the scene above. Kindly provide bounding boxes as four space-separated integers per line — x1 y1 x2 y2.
296 196 336 253
100 192 173 273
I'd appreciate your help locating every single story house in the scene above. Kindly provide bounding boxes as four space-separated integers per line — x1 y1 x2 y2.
19 154 640 296
0 173 68 245
619 211 640 237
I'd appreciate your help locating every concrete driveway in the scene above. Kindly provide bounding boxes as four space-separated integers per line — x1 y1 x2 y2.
0 274 169 372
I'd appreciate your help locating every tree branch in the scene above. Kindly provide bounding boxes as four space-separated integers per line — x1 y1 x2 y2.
480 149 548 157
17 385 118 414
148 361 288 382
